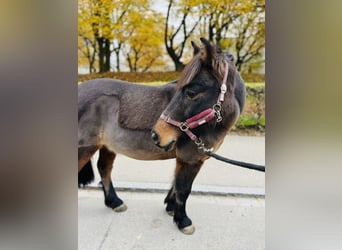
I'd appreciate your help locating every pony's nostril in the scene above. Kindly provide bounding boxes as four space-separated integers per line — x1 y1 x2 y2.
151 130 160 145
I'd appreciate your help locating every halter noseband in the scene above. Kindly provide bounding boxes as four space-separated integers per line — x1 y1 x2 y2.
159 61 229 150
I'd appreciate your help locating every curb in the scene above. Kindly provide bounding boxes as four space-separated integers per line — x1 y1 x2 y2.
81 181 265 198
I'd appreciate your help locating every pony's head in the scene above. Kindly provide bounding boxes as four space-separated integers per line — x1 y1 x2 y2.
151 38 237 152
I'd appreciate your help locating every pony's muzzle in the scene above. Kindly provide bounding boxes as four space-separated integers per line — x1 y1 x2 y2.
152 119 179 151
151 129 176 151
151 130 160 145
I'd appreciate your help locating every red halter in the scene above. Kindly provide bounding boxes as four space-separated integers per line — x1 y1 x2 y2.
160 61 229 147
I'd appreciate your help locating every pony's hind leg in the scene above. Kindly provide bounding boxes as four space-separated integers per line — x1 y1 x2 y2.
78 145 98 172
78 160 95 187
172 158 203 235
78 145 98 187
97 146 127 212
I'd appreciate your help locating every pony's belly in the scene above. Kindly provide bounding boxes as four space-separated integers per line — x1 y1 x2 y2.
115 148 175 161
103 126 176 160
107 142 176 160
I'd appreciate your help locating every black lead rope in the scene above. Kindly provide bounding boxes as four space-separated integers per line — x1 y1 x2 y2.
205 150 265 172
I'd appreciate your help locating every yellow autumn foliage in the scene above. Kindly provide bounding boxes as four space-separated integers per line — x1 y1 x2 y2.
78 0 265 73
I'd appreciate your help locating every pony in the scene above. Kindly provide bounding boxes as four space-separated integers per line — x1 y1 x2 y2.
78 38 245 234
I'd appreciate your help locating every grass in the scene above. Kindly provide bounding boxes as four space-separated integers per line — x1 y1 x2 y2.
137 81 168 86
245 82 265 87
233 83 265 134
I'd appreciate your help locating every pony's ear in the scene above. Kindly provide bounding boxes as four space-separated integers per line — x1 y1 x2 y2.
215 44 222 54
191 41 200 55
225 52 234 62
199 37 213 65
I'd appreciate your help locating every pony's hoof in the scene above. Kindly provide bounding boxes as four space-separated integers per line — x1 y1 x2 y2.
180 224 195 235
113 203 127 212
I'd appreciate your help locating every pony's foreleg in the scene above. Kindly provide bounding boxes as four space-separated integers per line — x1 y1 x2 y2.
164 184 176 216
173 158 203 235
97 146 127 212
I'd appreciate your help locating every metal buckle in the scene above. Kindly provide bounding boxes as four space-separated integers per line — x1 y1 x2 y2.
213 103 222 112
194 138 212 153
216 114 222 123
213 104 222 122
195 138 203 149
180 122 189 131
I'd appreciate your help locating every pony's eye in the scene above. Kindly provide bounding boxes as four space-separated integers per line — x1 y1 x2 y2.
185 90 197 99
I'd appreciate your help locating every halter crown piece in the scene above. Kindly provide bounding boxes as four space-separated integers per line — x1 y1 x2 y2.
160 61 229 151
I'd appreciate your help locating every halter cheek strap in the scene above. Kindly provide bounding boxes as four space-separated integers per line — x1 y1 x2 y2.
160 61 229 147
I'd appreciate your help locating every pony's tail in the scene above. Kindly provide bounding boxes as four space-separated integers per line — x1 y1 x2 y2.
78 160 94 187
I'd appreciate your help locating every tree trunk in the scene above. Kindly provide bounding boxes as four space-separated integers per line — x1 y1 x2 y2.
236 57 243 72
175 61 185 71
126 53 133 72
89 61 96 73
115 51 120 72
97 38 104 72
97 37 111 73
104 39 110 72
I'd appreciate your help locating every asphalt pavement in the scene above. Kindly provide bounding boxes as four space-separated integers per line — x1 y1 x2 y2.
79 190 265 250
87 135 265 196
79 135 265 249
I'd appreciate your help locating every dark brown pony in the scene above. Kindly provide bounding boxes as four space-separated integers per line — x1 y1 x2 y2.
78 38 245 234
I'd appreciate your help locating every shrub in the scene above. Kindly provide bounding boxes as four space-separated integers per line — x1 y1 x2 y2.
232 83 265 133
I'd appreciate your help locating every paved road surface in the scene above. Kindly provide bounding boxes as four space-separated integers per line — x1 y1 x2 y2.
79 190 265 250
87 135 265 196
79 136 265 249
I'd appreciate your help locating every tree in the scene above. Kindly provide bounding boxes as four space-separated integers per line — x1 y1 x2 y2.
78 0 150 73
198 0 243 44
78 0 265 74
231 1 265 72
198 0 265 73
124 12 167 72
78 0 98 73
164 0 202 71
91 0 115 72
78 35 97 73
78 0 114 73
